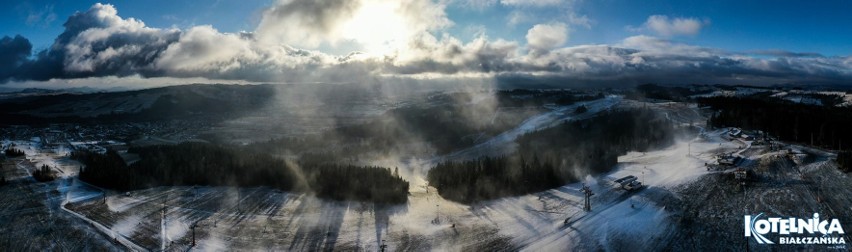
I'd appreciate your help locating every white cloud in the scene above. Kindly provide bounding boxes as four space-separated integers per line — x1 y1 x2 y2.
641 15 707 37
526 23 568 51
387 32 520 74
500 0 566 7
156 26 258 72
3 3 852 86
506 11 528 26
255 0 451 53
458 0 568 9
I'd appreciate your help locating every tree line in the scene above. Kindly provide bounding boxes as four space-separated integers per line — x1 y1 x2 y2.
838 152 852 173
74 142 409 204
698 95 852 172
428 155 561 203
32 164 55 182
4 148 24 157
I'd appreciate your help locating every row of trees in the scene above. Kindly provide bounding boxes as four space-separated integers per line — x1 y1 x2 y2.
0 84 277 124
74 150 141 190
699 95 852 173
626 83 715 102
700 96 852 152
428 155 561 203
834 151 852 172
515 108 680 174
307 164 409 204
32 164 55 182
429 109 682 203
4 148 24 157
74 142 409 203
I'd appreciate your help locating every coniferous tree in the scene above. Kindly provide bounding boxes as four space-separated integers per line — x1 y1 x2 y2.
74 142 410 203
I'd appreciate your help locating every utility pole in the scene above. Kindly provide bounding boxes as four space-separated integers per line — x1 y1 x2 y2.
743 180 748 252
433 204 440 224
580 184 593 212
161 195 167 252
191 221 197 247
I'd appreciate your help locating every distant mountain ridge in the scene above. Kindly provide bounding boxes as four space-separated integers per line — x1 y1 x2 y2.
0 84 276 124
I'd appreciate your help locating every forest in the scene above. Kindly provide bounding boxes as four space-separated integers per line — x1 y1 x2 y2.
3 148 25 157
244 90 606 158
32 164 55 182
74 142 409 204
428 155 561 203
699 95 852 172
428 108 683 203
837 151 852 173
626 83 715 102
0 84 276 125
242 103 525 157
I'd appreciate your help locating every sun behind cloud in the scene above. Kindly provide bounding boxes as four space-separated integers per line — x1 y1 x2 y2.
256 0 450 55
340 1 411 54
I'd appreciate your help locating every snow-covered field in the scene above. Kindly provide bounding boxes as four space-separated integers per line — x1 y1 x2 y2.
2 139 82 178
60 132 739 251
8 97 851 251
58 99 771 251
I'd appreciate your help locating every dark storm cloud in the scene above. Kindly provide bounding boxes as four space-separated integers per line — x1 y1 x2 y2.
2 3 179 82
0 35 32 81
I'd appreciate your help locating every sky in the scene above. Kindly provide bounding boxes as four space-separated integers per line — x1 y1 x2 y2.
1 0 851 89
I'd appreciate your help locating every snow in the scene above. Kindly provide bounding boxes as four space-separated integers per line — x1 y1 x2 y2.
54 97 753 250
435 95 622 166
64 180 103 204
772 90 851 107
54 131 743 251
2 139 82 178
24 97 775 250
165 217 190 242
783 95 823 106
65 128 736 251
60 205 148 251
690 87 768 98
613 139 719 188
106 195 145 212
112 215 142 236
523 196 672 251
506 128 744 249
195 234 228 251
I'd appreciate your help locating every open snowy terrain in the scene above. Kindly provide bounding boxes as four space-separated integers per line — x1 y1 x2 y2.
56 127 750 251
54 99 808 251
5 98 852 251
